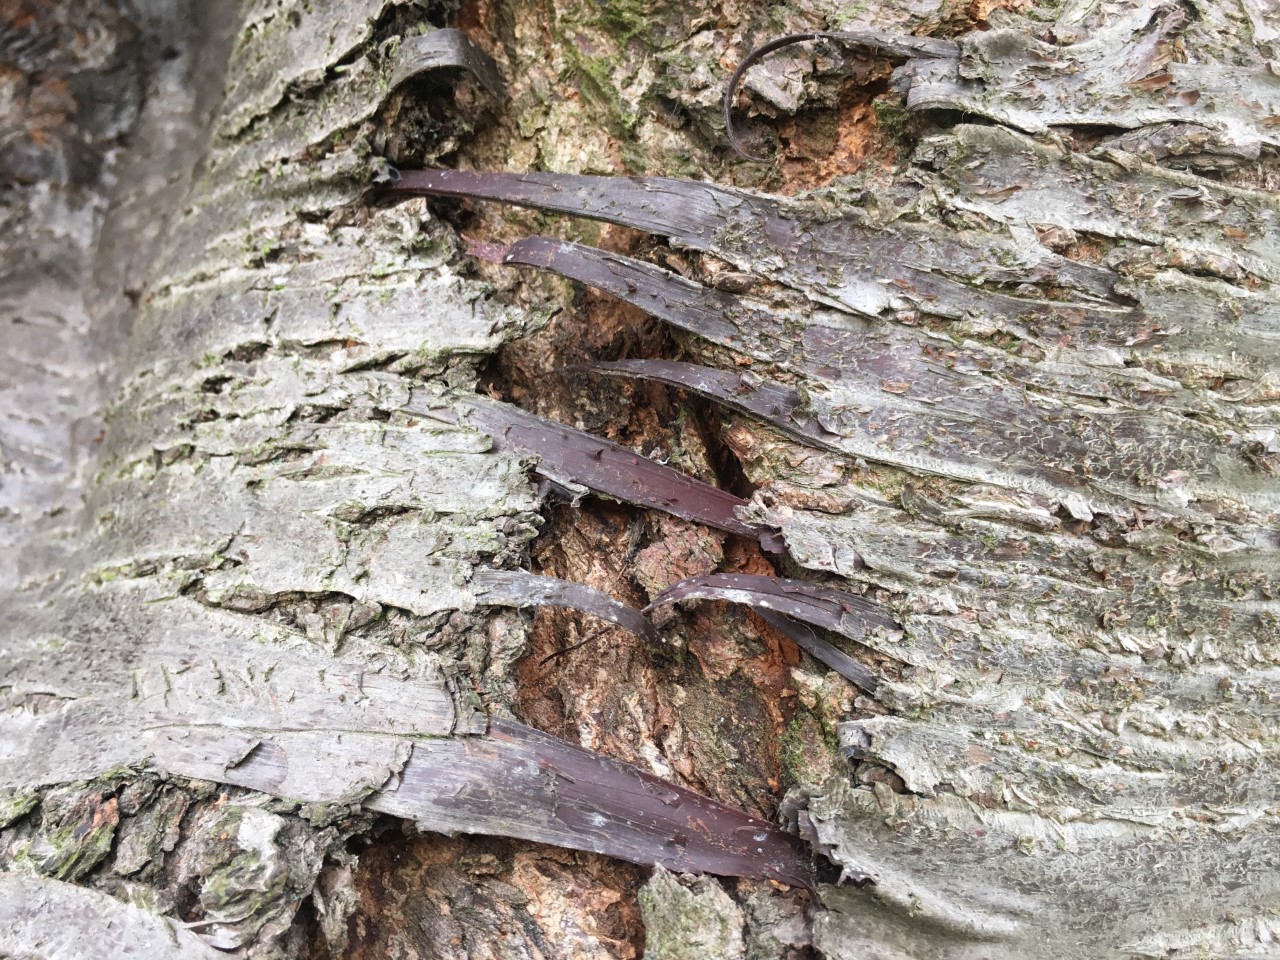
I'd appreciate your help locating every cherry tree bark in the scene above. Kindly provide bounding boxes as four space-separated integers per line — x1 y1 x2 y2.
2 0 1278 958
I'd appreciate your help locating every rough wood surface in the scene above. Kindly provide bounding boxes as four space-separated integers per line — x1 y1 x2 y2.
4 0 1280 957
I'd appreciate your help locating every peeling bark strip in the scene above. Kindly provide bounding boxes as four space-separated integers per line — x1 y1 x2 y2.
645 573 901 654
384 29 505 100
496 237 748 348
585 359 825 447
4 586 812 888
754 609 879 695
398 221 1275 517
472 568 657 642
407 394 785 549
472 567 879 691
387 170 1135 341
388 169 756 252
372 719 816 889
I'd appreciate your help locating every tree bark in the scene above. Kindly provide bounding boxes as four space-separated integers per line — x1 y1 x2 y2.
3 0 1278 958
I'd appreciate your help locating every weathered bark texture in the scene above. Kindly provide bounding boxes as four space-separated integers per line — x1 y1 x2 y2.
3 0 1279 957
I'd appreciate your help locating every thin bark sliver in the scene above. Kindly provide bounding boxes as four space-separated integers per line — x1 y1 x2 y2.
645 572 901 648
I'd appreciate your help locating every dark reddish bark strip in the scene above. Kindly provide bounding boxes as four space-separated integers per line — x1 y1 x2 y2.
464 239 1244 505
369 719 817 889
499 237 753 346
585 359 831 447
472 568 657 642
386 169 790 255
407 396 784 551
645 573 901 648
755 609 880 694
385 173 1134 341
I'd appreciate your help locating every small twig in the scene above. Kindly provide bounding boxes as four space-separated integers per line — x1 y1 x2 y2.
540 624 611 665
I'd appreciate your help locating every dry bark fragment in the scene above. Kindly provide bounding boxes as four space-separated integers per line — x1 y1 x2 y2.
372 719 816 889
408 394 785 549
645 572 900 655
472 568 658 643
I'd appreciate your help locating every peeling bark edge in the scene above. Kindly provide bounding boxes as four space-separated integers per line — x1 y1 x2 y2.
473 568 657 642
387 29 505 100
368 719 818 889
470 569 878 690
645 573 901 648
756 609 880 694
583 359 830 448
408 395 785 550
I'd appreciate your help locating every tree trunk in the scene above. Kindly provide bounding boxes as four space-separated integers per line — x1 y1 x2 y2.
3 0 1278 958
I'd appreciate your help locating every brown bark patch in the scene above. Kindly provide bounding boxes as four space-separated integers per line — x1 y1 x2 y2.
342 829 646 960
632 515 726 601
774 84 897 194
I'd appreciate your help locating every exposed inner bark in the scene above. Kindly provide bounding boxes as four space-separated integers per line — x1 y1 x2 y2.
343 831 648 960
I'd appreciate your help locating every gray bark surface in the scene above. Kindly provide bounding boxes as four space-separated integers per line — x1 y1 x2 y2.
2 0 1278 958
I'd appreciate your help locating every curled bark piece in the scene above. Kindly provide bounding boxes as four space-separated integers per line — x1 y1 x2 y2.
387 169 773 254
387 29 505 100
473 568 656 642
585 359 831 447
644 573 901 650
722 31 958 161
410 395 785 551
372 718 817 889
755 608 879 694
